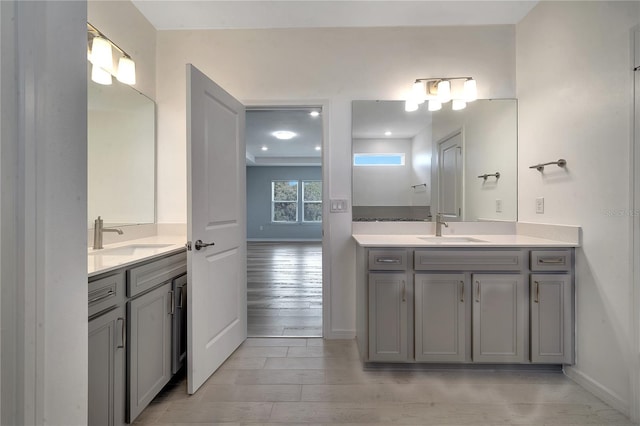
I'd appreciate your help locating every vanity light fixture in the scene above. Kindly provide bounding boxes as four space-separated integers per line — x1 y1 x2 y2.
272 130 297 140
406 77 477 112
88 23 137 86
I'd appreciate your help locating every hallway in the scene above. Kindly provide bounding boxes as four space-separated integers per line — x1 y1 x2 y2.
247 242 322 337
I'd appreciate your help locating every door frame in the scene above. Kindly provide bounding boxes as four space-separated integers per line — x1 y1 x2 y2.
243 99 331 338
433 128 464 221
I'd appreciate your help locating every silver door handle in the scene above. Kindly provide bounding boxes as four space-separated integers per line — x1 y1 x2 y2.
88 290 115 304
116 317 126 349
475 281 480 302
376 258 400 264
460 281 464 302
195 239 215 250
538 257 565 264
534 281 540 303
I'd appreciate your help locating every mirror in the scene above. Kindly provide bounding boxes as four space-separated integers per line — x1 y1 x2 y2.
352 99 517 222
88 69 156 227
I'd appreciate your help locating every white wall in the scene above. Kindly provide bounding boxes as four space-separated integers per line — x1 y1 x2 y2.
156 25 516 336
517 1 640 416
410 125 433 207
352 138 413 206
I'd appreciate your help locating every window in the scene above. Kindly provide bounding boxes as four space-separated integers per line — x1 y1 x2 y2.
272 180 298 222
303 181 322 222
353 153 405 166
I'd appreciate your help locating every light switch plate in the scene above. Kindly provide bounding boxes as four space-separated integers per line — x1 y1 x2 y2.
495 199 502 213
330 199 349 213
536 197 544 214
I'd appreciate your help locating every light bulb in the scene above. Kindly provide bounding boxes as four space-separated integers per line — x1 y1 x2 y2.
427 100 442 112
437 80 451 103
272 131 296 140
90 36 113 72
464 78 477 102
91 64 112 85
117 57 136 85
452 99 467 110
405 100 419 112
411 81 426 105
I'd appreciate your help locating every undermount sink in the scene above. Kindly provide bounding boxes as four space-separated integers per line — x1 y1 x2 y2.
418 236 487 243
89 243 174 256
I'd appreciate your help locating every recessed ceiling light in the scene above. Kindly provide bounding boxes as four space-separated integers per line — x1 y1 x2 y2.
261 146 268 151
315 146 321 151
272 130 297 140
384 131 392 136
309 111 320 117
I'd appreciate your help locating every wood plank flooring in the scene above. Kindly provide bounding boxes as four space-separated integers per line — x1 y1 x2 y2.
134 338 634 425
247 242 322 337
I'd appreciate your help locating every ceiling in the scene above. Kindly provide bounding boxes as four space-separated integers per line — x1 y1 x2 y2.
246 108 323 167
131 1 538 30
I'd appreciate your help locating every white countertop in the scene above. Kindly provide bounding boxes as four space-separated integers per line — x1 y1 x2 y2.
88 235 187 277
352 234 579 247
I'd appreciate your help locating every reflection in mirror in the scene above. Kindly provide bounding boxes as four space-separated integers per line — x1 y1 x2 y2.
88 67 156 227
352 99 517 222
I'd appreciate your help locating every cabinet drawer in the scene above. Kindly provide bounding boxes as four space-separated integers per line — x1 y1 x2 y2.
530 250 571 272
368 249 408 271
89 272 125 318
127 251 187 297
414 250 523 271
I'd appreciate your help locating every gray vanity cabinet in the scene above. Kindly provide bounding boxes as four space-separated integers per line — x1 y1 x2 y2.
414 274 466 362
127 280 174 422
89 305 126 426
368 272 409 361
472 274 526 363
530 274 573 363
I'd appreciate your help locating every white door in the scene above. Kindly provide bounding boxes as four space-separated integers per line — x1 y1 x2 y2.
438 131 463 221
186 64 247 394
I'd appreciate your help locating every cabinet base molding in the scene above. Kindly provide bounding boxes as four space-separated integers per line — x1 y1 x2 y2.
363 362 564 372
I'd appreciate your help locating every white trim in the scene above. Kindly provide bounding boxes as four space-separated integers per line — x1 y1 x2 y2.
243 99 332 339
565 366 630 416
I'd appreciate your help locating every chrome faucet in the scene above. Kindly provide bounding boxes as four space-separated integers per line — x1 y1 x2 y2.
93 216 123 250
435 213 449 237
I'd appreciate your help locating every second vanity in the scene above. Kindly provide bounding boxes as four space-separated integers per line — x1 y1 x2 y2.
88 235 187 426
354 230 578 366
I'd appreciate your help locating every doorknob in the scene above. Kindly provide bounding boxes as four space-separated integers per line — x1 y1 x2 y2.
194 239 215 250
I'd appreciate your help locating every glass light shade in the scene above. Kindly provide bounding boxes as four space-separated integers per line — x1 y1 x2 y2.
404 100 419 112
116 57 136 85
437 80 451 103
91 64 112 85
452 99 467 110
427 100 442 111
464 79 477 102
411 81 426 104
90 37 113 72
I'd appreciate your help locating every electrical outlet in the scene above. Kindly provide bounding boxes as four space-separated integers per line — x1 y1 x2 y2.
536 197 544 214
495 199 502 213
330 199 349 213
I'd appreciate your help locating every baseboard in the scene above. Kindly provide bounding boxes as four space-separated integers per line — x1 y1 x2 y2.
564 366 630 416
324 329 356 340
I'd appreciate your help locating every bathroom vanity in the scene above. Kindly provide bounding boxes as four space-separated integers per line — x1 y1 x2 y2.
354 233 576 366
88 237 186 425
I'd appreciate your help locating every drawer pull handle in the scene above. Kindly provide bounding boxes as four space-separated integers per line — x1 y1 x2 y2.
89 290 115 304
376 258 401 264
401 280 406 302
460 281 464 302
475 281 480 302
117 317 126 349
534 281 540 303
538 257 565 264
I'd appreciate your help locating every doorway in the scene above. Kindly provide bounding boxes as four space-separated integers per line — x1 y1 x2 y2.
437 130 464 221
245 107 324 337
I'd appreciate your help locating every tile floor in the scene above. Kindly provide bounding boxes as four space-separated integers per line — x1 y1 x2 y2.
134 338 633 425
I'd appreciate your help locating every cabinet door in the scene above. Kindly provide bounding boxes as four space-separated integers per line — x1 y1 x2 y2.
172 274 188 374
368 273 408 362
472 274 525 363
89 306 126 426
415 274 466 362
128 281 173 422
531 274 573 364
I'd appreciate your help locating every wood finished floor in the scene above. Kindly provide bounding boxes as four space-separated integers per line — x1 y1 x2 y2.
135 338 633 425
247 242 322 337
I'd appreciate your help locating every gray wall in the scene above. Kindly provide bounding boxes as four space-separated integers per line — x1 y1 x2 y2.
247 166 322 240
